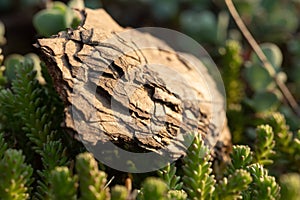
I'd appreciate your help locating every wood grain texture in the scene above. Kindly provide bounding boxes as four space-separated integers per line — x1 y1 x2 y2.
36 8 231 160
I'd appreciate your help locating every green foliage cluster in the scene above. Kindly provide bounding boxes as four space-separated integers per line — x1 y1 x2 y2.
182 134 215 200
262 113 300 172
0 134 33 200
0 60 293 198
0 57 70 199
1 0 300 199
244 43 286 113
0 57 294 199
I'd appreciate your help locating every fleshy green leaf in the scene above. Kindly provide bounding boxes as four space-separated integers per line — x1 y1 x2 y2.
251 43 283 71
247 91 280 112
33 9 66 37
245 64 273 91
4 54 23 81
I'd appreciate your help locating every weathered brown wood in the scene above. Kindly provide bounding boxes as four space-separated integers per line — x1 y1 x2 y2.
36 8 231 161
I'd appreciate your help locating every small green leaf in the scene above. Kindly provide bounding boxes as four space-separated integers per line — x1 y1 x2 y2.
180 10 217 43
4 54 23 81
33 9 66 37
249 91 280 112
245 64 274 91
251 43 283 71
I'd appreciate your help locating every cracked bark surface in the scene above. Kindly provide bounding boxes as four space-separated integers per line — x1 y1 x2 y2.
36 8 231 161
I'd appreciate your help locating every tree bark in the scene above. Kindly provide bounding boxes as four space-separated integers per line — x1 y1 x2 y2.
36 8 231 162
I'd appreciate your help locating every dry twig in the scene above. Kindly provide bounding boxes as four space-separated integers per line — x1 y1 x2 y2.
225 0 300 117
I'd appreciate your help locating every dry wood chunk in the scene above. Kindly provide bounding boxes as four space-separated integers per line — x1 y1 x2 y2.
36 8 231 161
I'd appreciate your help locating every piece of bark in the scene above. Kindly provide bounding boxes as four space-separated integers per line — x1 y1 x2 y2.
36 8 231 161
